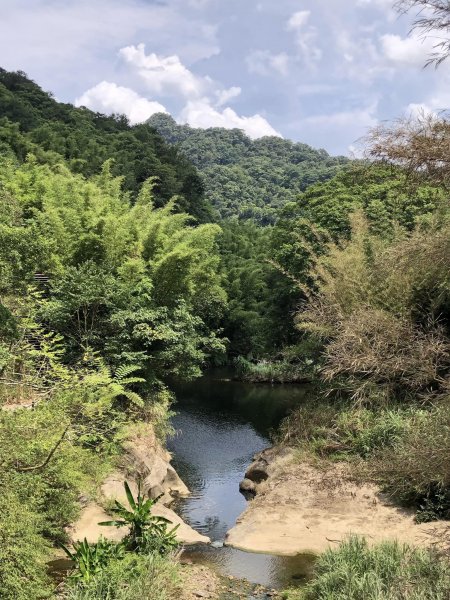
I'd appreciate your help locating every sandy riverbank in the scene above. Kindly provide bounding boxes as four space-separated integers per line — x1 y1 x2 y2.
226 447 450 556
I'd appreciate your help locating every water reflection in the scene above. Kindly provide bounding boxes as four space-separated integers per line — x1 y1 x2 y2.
180 545 316 589
167 370 314 589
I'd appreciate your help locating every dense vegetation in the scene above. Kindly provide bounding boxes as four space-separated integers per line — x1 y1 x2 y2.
1 59 450 599
0 69 226 599
283 536 450 600
277 117 450 526
148 112 348 224
0 69 211 221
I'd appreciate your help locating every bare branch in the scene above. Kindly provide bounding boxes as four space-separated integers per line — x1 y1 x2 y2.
395 0 450 66
15 423 70 472
365 112 450 188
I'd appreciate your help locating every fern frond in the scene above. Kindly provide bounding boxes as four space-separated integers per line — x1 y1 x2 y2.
115 364 142 381
123 390 145 407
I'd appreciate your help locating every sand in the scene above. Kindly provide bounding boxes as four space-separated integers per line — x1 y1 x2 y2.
226 450 450 556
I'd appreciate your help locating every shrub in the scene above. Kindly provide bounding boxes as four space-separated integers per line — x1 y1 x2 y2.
298 213 450 405
279 402 411 459
371 400 450 521
0 489 53 600
99 482 179 555
283 536 450 600
61 538 125 583
64 553 181 600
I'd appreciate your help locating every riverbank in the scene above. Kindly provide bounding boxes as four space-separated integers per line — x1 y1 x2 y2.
180 562 282 600
226 447 450 556
70 422 209 546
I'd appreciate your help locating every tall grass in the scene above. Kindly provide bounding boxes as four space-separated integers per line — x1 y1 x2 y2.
64 553 181 600
284 536 450 600
279 401 412 459
234 355 312 383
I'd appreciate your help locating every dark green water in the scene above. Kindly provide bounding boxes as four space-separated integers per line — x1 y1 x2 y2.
167 370 316 589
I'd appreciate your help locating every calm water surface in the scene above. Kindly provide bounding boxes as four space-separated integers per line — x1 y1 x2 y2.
167 370 316 589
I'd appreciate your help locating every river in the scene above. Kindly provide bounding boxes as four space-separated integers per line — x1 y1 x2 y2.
167 370 315 590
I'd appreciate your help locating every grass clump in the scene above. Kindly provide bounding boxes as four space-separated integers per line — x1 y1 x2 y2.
370 400 450 522
280 402 411 459
64 553 182 600
234 355 312 383
283 536 450 600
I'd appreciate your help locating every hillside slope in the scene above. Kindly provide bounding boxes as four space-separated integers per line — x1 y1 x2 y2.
0 69 211 221
148 113 348 223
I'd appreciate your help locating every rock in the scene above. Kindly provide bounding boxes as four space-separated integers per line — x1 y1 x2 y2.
239 478 257 494
70 500 209 546
121 424 190 505
211 540 224 548
245 460 269 483
70 422 209 547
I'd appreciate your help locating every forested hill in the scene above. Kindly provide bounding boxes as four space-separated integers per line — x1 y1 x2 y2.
148 113 349 223
0 69 211 221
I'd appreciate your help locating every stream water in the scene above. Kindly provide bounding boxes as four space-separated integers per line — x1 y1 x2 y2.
167 370 316 590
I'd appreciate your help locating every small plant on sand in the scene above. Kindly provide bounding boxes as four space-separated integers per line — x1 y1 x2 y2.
99 481 179 554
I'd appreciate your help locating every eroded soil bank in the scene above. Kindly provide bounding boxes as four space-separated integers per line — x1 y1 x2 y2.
226 447 450 556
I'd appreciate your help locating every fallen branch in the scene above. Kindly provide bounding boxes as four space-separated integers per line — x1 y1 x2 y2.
15 423 71 472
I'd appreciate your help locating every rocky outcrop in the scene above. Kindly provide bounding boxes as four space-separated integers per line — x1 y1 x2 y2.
244 447 291 486
110 424 190 505
70 423 209 546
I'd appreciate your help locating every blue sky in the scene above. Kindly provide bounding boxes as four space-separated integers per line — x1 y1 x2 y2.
1 0 447 154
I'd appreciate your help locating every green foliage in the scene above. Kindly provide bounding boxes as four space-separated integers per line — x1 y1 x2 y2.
371 400 450 521
296 210 450 404
0 489 53 600
148 113 348 224
61 538 125 583
280 402 412 459
218 220 274 356
284 536 450 600
65 552 181 600
0 69 211 221
99 482 179 555
0 154 226 378
234 355 314 384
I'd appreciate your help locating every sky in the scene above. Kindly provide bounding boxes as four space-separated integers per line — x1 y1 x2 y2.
0 0 448 155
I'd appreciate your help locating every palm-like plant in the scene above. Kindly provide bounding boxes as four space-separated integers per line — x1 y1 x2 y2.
60 537 123 582
99 481 179 554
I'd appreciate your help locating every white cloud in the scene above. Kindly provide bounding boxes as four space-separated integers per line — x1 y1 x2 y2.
179 99 282 139
0 0 221 92
287 10 322 67
405 73 450 115
74 82 277 138
215 86 242 106
187 0 212 7
381 33 433 67
246 50 290 76
299 102 379 154
116 44 280 137
287 10 311 30
119 44 212 98
75 81 167 124
304 102 378 128
77 44 279 139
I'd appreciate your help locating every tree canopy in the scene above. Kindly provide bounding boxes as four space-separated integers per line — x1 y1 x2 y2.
148 113 348 224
